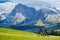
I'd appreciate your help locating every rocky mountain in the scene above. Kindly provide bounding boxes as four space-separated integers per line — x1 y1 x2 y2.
0 3 60 28
38 7 60 27
0 3 38 26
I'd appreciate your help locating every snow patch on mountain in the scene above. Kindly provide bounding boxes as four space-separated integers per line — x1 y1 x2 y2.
45 14 59 23
0 15 6 20
14 12 26 24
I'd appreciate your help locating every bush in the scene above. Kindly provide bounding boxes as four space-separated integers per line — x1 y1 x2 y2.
48 30 60 36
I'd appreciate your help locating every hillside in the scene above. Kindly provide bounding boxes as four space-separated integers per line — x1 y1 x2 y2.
0 28 60 40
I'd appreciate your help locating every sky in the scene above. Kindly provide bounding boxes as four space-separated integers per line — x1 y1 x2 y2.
0 0 60 14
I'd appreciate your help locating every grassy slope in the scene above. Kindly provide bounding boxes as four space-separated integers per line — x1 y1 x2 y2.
0 28 60 40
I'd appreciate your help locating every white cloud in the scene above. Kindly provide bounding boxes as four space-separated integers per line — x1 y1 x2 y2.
0 0 59 12
10 0 60 10
0 2 17 14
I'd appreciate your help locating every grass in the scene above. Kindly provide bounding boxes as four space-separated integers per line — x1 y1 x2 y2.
0 28 35 34
0 28 60 40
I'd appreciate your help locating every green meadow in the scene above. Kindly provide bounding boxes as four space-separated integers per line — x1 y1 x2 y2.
0 28 60 40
